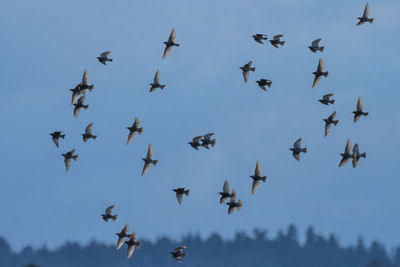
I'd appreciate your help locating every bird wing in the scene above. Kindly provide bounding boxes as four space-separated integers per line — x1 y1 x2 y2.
323 93 334 99
77 94 86 105
223 180 230 194
122 224 129 234
339 157 350 167
105 205 115 215
228 206 235 214
126 131 136 145
147 144 153 159
230 189 237 202
273 34 283 40
242 70 249 83
317 58 324 72
101 51 111 57
352 143 360 155
64 158 71 171
162 46 172 59
203 133 214 140
82 69 89 85
175 246 186 252
154 70 160 84
294 138 302 149
141 162 151 176
363 3 370 17
52 137 59 148
328 111 337 121
357 97 364 112
133 118 140 128
312 38 321 47
127 244 135 259
116 236 125 250
71 92 78 105
345 139 352 154
325 123 332 137
312 76 321 88
255 161 262 176
176 193 183 205
245 61 253 68
168 28 176 42
193 136 203 143
73 107 81 118
130 232 137 242
252 180 261 194
85 122 93 135
292 152 300 161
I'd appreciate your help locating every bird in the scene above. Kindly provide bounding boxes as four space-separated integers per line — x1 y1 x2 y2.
269 34 285 48
250 161 267 194
62 149 78 171
70 83 83 105
50 131 65 148
73 95 89 118
116 224 130 250
79 69 94 92
339 139 353 167
218 180 235 204
126 118 143 145
252 34 268 44
125 232 141 259
323 111 339 137
82 122 97 142
318 93 335 105
200 133 216 149
97 51 113 65
290 138 307 161
188 136 203 150
256 79 272 91
356 3 374 26
150 70 166 92
171 246 187 263
353 96 368 123
173 188 190 205
312 58 328 88
226 190 243 214
352 143 366 168
240 61 255 83
101 205 118 222
141 144 158 176
162 28 179 59
309 38 324 53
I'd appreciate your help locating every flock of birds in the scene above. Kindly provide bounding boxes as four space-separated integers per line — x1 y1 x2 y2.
47 3 374 263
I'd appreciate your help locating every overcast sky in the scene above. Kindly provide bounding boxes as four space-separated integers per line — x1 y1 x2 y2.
0 0 399 251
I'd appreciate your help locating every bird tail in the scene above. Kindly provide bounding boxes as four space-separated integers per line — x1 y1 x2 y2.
112 215 118 221
160 85 166 90
182 252 187 258
138 127 144 134
302 148 307 153
323 72 329 77
136 241 141 249
88 85 94 92
330 100 335 105
261 176 266 183
152 160 158 166
61 135 66 139
210 139 216 147
280 41 285 46
83 105 89 110
360 152 366 158
319 46 325 53
250 67 255 72
368 18 374 24
333 120 339 126
72 155 78 161
364 112 369 117
109 58 113 62
93 135 97 140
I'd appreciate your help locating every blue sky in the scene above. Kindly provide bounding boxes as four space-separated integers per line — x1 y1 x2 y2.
0 0 399 251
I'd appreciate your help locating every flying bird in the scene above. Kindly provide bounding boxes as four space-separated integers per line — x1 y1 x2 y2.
352 143 366 168
269 34 285 48
116 224 130 250
250 161 267 194
240 61 255 83
318 93 335 105
101 205 118 222
252 34 268 44
125 232 141 259
256 79 272 91
162 28 179 59
173 188 190 205
73 95 89 118
141 144 158 176
323 111 339 137
50 131 65 148
70 84 83 105
226 190 243 214
150 70 166 92
200 133 216 149
339 139 353 167
353 97 369 123
171 246 187 263
97 51 113 65
188 136 203 150
126 118 143 145
309 38 324 53
312 58 328 88
356 3 374 26
82 122 97 142
290 138 307 161
218 180 235 204
79 69 94 92
62 149 78 171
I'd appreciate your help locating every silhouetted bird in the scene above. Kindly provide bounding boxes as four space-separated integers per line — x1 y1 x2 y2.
269 34 285 48
352 143 366 168
82 122 97 142
312 58 328 88
356 3 374 26
73 95 89 118
97 51 113 65
102 205 118 222
173 188 190 205
125 232 141 259
240 61 255 83
218 180 235 204
150 70 165 92
162 28 179 59
70 83 83 105
62 149 78 171
290 138 307 161
171 246 187 263
200 133 216 149
252 34 268 44
339 139 352 167
319 93 335 105
323 111 339 137
256 79 272 91
126 118 143 145
141 144 158 176
188 136 203 150
309 38 324 53
50 131 65 148
116 224 130 250
226 190 243 214
250 161 267 194
79 69 94 92
353 96 368 123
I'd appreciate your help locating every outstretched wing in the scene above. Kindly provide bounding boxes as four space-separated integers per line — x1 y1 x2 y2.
175 246 186 252
127 244 135 259
255 161 262 177
121 224 129 235
312 76 321 88
293 138 302 149
126 131 136 145
223 180 230 194
252 180 261 194
147 144 153 159
292 152 300 161
64 158 71 171
357 96 364 112
101 51 111 57
317 58 324 72
339 157 350 167
328 111 337 121
77 94 86 105
133 118 140 128
345 139 352 154
82 69 89 85
352 143 360 155
323 93 334 99
85 122 93 135
168 28 176 42
162 46 172 59
363 3 370 18
273 34 283 40
154 70 160 84
176 193 183 205
141 162 151 176
312 38 321 47
203 133 214 140
105 205 115 215
193 136 202 143
242 70 249 83
325 123 332 137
